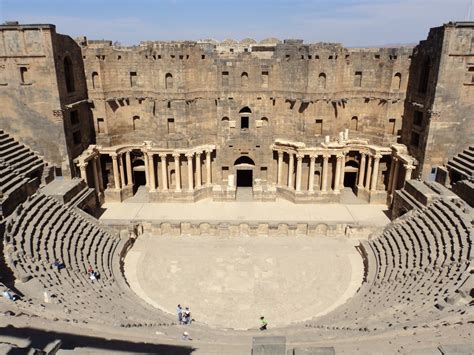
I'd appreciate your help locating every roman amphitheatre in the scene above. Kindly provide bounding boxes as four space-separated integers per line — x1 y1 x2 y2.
0 19 472 354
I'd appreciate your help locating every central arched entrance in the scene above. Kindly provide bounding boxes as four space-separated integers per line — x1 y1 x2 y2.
234 156 255 188
132 157 146 194
343 160 359 191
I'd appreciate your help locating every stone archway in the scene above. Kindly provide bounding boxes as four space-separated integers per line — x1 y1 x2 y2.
344 160 359 190
132 157 146 194
234 156 255 187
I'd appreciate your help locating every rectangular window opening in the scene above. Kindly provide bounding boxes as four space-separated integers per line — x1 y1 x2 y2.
413 111 423 126
70 110 79 126
315 119 323 135
72 130 81 145
130 71 137 87
241 116 249 130
167 118 175 133
97 118 104 134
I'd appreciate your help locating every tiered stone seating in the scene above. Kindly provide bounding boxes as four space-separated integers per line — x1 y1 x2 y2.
447 146 474 181
0 130 47 219
309 198 473 332
3 193 174 327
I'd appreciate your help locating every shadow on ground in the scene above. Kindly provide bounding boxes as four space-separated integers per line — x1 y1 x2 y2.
0 325 195 354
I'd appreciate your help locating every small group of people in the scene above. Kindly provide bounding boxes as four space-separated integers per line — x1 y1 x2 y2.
177 304 192 325
52 259 65 271
87 266 99 282
2 289 19 302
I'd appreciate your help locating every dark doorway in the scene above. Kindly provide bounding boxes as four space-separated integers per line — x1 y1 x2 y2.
133 171 146 193
344 172 357 188
237 170 253 187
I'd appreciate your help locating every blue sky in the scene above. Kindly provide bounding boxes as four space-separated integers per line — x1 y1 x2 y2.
0 0 471 46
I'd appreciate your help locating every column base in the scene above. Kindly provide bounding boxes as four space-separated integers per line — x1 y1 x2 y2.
104 186 133 202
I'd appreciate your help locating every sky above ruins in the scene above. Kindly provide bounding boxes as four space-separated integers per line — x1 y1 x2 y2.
0 0 472 46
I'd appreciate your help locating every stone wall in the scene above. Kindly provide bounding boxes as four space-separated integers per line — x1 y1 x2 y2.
402 22 474 179
0 23 92 177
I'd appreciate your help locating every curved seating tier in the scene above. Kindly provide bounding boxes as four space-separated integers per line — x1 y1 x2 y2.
3 193 174 327
309 198 473 331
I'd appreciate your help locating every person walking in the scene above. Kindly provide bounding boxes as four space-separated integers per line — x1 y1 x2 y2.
184 306 192 325
259 316 268 331
177 304 183 324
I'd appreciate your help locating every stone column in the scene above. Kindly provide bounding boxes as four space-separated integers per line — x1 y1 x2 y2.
186 153 194 192
370 155 381 192
390 159 400 194
96 156 104 192
339 153 346 189
160 153 168 191
206 150 212 186
91 158 100 194
357 153 367 189
111 154 121 189
126 151 133 186
119 154 126 189
288 152 294 189
196 152 202 188
387 157 397 194
174 153 182 191
404 164 414 183
143 152 149 188
365 155 372 189
277 151 283 186
308 155 316 192
148 153 156 191
295 154 303 192
334 154 342 193
78 162 89 185
321 154 329 192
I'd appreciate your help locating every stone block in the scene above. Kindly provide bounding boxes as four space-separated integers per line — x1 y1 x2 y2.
252 336 286 355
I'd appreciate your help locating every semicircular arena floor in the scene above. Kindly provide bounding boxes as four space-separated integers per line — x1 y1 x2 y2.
125 234 363 330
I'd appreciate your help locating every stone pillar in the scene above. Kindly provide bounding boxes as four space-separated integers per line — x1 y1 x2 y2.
91 158 100 194
334 154 342 193
387 157 397 194
78 162 89 185
148 153 156 191
295 154 303 192
96 156 104 192
357 153 367 189
308 155 316 192
277 151 283 186
126 151 133 186
206 150 212 186
160 153 168 191
186 153 194 192
321 154 329 192
143 152 149 188
111 154 121 189
119 154 126 189
174 153 181 191
370 155 381 192
288 152 294 189
390 159 400 194
196 152 202 188
339 153 346 189
365 155 372 189
404 164 414 183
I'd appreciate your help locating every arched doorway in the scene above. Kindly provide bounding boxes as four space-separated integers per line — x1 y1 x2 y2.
344 160 359 189
239 106 252 131
234 156 255 187
132 157 146 193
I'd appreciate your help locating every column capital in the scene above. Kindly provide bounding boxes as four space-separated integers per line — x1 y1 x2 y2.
172 153 181 159
374 154 383 160
159 152 167 158
195 151 202 157
296 153 304 160
110 152 118 158
336 153 344 160
404 164 415 170
322 153 330 159
205 150 212 155
185 152 194 158
77 161 88 168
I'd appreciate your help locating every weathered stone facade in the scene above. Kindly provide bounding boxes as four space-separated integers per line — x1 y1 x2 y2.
0 23 93 177
2 21 472 204
402 22 474 179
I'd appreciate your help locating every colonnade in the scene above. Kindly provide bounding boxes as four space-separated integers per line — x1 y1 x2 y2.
275 150 391 194
107 148 214 193
77 155 104 195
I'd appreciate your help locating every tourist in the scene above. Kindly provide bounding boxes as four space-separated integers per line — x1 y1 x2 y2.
2 289 18 302
183 306 192 325
182 331 191 341
87 266 98 282
52 259 64 271
177 304 183 324
259 316 268 331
